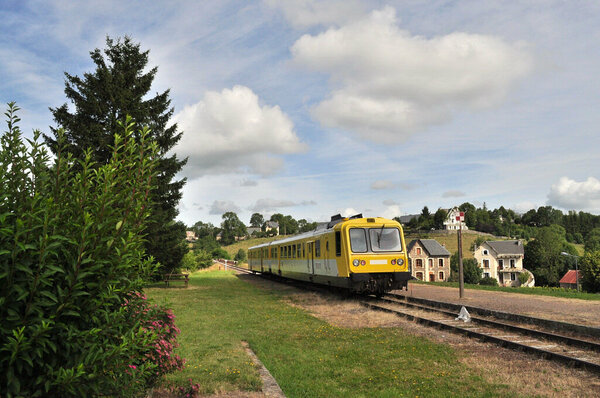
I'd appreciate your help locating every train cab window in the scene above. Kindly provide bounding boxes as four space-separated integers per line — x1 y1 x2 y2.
369 228 402 252
349 228 367 253
335 231 341 256
315 240 321 257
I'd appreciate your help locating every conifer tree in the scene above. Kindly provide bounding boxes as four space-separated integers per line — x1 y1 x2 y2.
45 36 187 276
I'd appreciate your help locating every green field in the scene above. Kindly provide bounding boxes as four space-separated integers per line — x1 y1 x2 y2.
146 270 516 397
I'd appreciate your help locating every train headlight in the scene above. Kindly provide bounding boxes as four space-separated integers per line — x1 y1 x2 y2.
397 258 404 266
391 259 396 265
353 259 360 266
360 260 366 266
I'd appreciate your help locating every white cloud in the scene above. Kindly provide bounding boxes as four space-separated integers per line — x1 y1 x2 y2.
383 205 402 219
383 199 399 206
341 208 360 217
371 180 396 190
173 85 307 178
547 177 600 212
291 7 534 143
249 198 317 213
443 190 466 198
209 200 241 215
264 0 367 28
239 179 258 187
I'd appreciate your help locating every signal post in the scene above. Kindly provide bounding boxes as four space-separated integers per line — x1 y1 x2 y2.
457 212 465 299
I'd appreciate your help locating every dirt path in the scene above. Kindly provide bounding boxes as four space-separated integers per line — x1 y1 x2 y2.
396 283 600 327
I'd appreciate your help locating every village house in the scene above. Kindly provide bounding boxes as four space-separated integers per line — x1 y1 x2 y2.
473 240 533 287
443 207 468 230
264 221 279 235
185 230 197 242
407 239 451 282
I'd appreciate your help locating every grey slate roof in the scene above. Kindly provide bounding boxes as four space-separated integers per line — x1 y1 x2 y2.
486 240 524 255
407 239 451 257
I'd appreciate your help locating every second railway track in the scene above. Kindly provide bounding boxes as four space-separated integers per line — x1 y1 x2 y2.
362 293 600 374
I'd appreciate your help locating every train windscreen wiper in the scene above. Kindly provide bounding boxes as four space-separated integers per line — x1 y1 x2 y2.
377 224 385 248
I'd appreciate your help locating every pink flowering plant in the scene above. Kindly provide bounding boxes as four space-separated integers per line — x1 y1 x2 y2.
122 292 185 387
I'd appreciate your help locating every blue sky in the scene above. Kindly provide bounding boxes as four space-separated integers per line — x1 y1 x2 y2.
2 1 600 226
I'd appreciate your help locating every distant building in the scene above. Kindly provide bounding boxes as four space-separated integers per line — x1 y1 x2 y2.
407 239 451 282
443 207 468 230
473 240 533 287
185 230 197 242
265 221 279 235
398 214 419 225
247 227 261 236
559 270 580 290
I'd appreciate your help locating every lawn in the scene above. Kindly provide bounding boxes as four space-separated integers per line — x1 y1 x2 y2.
146 270 517 397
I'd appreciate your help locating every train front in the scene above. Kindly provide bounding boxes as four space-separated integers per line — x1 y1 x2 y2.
339 217 411 295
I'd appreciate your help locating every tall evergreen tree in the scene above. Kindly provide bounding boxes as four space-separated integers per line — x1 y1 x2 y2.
45 36 188 276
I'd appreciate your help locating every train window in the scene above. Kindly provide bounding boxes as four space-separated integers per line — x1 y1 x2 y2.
335 231 341 256
297 244 301 258
369 228 402 252
349 228 367 253
302 243 306 258
315 240 321 257
326 241 329 252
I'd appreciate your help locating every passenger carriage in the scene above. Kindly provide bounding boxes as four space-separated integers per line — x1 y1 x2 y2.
248 215 411 295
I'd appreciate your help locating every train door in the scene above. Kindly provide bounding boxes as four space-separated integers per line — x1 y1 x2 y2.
307 241 315 274
260 249 264 272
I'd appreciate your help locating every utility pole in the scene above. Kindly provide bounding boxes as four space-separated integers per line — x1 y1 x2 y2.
457 211 465 299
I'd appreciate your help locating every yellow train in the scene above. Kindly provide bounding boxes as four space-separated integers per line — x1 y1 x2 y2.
248 215 410 295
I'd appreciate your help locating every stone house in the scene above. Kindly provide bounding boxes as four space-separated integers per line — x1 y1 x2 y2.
407 239 451 282
265 221 279 235
443 207 468 230
473 240 532 287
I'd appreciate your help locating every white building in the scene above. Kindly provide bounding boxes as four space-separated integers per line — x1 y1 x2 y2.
443 207 468 230
473 240 533 287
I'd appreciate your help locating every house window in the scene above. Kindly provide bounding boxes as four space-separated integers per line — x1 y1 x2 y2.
483 249 489 255
483 259 490 268
484 272 490 278
438 258 444 267
439 271 444 280
510 259 515 267
498 259 504 269
429 273 435 282
416 247 421 255
511 273 516 281
416 272 423 281
428 259 433 267
416 259 423 268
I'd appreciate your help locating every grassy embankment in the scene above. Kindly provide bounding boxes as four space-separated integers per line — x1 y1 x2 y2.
147 270 516 397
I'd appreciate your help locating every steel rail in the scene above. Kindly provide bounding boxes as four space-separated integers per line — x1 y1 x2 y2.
360 300 600 374
378 296 600 353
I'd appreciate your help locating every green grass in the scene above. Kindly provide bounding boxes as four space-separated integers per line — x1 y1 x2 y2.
223 235 288 258
146 270 517 397
412 280 600 301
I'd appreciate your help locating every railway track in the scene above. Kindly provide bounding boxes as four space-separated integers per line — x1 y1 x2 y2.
218 261 600 374
361 294 600 374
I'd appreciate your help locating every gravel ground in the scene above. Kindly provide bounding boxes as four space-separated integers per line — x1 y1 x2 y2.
395 283 600 327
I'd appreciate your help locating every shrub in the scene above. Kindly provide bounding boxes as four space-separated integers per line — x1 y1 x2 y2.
518 271 530 286
234 248 246 262
0 104 181 396
479 276 498 286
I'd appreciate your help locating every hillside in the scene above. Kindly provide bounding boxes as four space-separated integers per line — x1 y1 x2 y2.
224 230 502 259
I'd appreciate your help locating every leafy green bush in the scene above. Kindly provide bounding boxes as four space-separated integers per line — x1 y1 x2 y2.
518 271 530 286
234 248 246 262
479 276 498 286
0 104 179 397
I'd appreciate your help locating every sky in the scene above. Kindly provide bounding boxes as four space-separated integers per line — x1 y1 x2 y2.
2 0 600 227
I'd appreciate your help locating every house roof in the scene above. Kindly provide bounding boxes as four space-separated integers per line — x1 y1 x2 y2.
265 221 279 228
407 239 450 256
559 270 580 284
486 240 524 255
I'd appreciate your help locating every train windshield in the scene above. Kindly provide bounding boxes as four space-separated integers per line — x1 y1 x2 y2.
369 228 402 252
349 228 368 253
